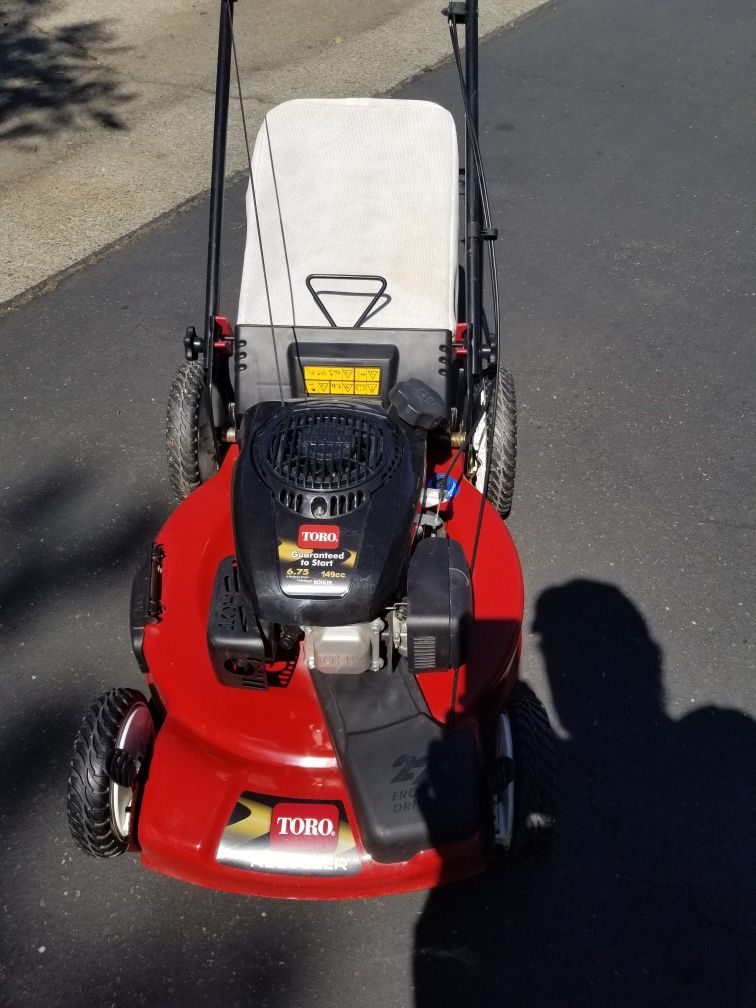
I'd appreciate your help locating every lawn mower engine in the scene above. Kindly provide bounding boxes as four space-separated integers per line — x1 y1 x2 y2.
211 391 469 688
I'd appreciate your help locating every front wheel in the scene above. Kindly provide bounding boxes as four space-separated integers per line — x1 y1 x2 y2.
508 681 557 857
67 688 154 857
492 681 557 860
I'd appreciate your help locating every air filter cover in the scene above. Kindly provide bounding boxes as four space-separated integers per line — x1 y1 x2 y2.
254 405 403 518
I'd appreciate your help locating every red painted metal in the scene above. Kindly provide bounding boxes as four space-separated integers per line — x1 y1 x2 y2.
453 322 469 358
135 446 523 898
214 315 233 337
213 315 234 353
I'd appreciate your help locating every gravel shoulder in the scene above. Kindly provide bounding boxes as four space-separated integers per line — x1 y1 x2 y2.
1 0 546 308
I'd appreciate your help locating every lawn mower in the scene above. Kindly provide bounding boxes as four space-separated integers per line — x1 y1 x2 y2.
67 0 556 898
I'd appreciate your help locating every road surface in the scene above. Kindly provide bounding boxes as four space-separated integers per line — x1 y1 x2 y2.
0 0 754 1004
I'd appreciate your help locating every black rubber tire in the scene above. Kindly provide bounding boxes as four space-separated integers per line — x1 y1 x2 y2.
165 361 218 502
508 681 557 859
66 688 148 858
485 366 517 520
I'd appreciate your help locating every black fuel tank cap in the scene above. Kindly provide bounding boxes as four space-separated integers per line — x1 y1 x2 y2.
388 379 446 430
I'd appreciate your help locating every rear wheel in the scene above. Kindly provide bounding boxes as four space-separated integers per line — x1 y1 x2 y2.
468 365 517 519
166 361 219 502
67 688 154 857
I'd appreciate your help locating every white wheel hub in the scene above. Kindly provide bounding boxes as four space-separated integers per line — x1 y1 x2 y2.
110 703 154 842
493 711 515 849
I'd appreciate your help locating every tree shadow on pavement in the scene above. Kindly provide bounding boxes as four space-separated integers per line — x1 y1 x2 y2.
0 0 134 145
413 579 756 1007
0 459 164 845
0 462 162 641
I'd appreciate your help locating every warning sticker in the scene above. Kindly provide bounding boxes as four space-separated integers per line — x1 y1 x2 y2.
303 366 381 397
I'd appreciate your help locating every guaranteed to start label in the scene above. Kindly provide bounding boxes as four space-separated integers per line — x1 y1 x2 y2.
278 525 356 596
303 365 381 397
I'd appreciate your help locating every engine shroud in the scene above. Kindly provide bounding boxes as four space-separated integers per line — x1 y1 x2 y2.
232 401 424 625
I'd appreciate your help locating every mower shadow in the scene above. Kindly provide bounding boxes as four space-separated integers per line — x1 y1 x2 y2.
413 579 756 1008
0 0 134 146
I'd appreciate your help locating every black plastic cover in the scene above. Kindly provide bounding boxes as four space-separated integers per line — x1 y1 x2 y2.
234 325 453 413
130 542 164 675
207 557 273 690
406 536 472 672
388 379 446 430
312 662 482 863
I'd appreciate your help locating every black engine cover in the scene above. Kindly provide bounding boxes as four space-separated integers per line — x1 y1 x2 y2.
232 401 424 625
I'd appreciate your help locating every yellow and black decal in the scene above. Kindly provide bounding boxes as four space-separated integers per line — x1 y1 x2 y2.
216 792 361 876
286 343 398 402
277 537 357 598
303 365 382 397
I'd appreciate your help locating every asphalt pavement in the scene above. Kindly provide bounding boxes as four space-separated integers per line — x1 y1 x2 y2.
1 0 754 1005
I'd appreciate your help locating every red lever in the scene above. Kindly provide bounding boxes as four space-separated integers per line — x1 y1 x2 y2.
213 315 234 354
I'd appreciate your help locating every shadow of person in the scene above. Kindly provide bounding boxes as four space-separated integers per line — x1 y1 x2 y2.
413 579 756 1008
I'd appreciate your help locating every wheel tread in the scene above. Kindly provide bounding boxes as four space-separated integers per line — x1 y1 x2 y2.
66 688 146 858
486 367 517 520
166 361 204 502
508 681 557 859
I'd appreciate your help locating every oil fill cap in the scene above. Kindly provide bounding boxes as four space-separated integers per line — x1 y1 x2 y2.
388 379 445 430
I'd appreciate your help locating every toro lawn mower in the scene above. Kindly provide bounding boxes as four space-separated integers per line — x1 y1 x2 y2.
67 0 556 898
